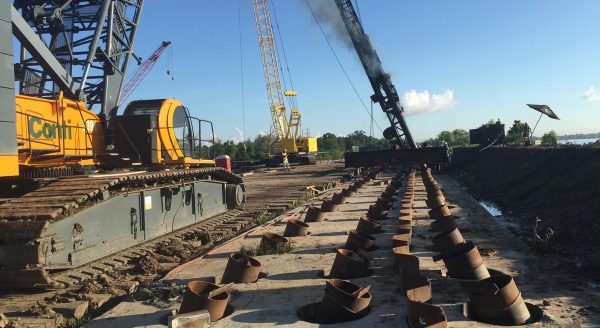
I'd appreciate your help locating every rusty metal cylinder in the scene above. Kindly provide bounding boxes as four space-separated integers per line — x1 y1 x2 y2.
426 194 446 209
356 216 383 234
375 196 393 210
283 219 310 237
221 253 262 284
432 228 465 252
321 199 340 212
463 274 531 325
426 187 444 197
435 241 490 280
399 208 412 218
367 204 388 220
345 229 376 251
394 253 419 275
425 183 441 194
324 279 372 312
305 206 326 222
341 187 356 197
332 192 349 205
394 228 412 245
402 273 432 303
179 281 231 321
329 248 370 279
392 242 409 255
317 279 372 323
260 232 288 250
428 204 452 221
430 216 457 233
398 219 412 230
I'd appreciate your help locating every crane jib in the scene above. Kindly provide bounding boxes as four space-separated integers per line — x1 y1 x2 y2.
334 0 417 150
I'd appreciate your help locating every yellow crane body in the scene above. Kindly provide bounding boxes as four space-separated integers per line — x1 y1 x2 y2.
2 96 216 178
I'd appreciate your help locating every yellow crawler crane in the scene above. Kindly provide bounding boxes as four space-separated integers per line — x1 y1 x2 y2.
0 0 244 288
252 0 318 165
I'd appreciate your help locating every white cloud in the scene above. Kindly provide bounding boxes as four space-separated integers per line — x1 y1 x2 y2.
582 86 600 102
233 127 245 143
402 89 455 115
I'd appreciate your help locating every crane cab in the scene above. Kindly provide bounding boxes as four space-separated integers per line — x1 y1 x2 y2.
112 98 216 167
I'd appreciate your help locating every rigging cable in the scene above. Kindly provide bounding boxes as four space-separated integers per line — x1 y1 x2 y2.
303 0 383 133
269 0 297 111
238 0 247 143
270 0 295 91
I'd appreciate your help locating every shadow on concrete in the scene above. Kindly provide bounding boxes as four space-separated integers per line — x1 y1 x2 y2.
85 308 173 328
291 247 337 255
228 284 325 325
265 269 323 281
327 218 360 223
310 231 348 237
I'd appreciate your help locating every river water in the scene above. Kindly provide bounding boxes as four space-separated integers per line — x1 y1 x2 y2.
557 138 598 145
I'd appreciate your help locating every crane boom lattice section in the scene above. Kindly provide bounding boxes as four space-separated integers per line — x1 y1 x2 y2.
252 0 289 141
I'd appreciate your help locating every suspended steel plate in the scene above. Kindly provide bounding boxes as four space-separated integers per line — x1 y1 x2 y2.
526 104 560 120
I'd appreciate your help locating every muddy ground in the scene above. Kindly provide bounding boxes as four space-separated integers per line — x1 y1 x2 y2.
450 146 600 281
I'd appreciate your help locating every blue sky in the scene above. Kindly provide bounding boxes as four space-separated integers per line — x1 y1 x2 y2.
127 0 600 142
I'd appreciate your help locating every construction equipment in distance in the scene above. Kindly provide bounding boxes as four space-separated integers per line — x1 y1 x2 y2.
0 0 244 288
334 1 449 167
252 0 318 165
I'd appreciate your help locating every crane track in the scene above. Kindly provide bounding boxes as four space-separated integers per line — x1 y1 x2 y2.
47 208 248 289
0 167 244 289
45 178 340 289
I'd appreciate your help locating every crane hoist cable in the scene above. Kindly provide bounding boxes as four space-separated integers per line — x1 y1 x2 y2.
238 0 247 142
303 0 383 134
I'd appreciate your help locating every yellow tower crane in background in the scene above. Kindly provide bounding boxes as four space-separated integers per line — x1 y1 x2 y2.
252 0 318 165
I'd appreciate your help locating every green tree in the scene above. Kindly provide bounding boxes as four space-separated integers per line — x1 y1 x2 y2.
223 140 238 159
506 120 531 145
541 130 558 146
423 129 470 147
318 133 342 151
253 134 273 159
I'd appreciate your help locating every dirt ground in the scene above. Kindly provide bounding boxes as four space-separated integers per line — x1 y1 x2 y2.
451 146 600 282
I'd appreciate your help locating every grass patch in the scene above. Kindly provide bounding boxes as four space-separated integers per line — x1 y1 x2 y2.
254 211 282 226
60 315 93 328
247 241 295 256
530 217 558 253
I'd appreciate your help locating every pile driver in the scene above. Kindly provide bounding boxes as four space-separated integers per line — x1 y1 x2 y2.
333 0 449 167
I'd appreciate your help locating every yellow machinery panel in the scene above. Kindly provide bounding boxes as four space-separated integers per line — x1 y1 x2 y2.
14 93 104 171
0 156 19 177
300 137 318 153
279 138 299 154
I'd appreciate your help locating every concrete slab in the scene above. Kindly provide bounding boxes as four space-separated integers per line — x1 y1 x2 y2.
86 172 593 328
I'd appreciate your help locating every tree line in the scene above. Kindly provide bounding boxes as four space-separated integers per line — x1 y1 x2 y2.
206 130 390 161
205 120 572 162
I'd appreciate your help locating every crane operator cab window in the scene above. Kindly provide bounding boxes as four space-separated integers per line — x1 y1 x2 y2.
172 106 194 158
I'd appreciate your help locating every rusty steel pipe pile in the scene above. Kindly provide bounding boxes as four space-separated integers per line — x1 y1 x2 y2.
421 168 532 326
